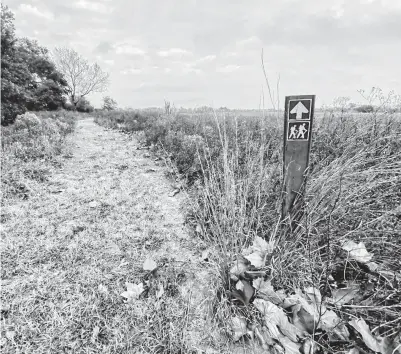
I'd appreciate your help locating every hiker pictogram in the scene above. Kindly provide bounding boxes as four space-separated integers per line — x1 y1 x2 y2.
297 123 307 139
287 121 310 141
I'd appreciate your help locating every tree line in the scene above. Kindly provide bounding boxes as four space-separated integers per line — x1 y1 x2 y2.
1 4 115 126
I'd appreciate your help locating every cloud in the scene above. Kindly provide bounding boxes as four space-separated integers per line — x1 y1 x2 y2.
18 4 54 20
12 0 401 108
236 36 262 48
72 0 113 13
157 48 192 57
195 55 216 64
182 67 203 75
115 44 146 56
120 68 142 75
95 41 114 54
216 65 241 73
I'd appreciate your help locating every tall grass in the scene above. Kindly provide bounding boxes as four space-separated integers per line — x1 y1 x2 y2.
1 111 77 202
95 107 401 345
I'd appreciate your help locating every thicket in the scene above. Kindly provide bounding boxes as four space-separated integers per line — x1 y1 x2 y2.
95 101 401 353
1 111 77 201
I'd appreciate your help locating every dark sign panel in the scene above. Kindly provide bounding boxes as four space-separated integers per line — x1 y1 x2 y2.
282 95 315 220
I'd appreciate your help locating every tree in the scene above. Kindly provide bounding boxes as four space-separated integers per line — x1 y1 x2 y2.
76 97 94 113
53 47 109 109
1 5 67 125
102 96 117 111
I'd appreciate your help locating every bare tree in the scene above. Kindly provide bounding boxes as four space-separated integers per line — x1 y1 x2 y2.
53 47 109 108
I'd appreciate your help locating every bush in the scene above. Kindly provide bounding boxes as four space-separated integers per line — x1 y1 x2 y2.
355 104 374 113
1 111 76 200
76 98 94 113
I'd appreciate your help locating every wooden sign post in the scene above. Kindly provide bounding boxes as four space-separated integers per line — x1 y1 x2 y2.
282 95 315 224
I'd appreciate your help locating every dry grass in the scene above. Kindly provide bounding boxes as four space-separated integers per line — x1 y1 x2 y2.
95 105 401 352
1 118 241 353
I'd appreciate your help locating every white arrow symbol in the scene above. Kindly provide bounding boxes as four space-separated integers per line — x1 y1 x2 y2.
290 101 309 119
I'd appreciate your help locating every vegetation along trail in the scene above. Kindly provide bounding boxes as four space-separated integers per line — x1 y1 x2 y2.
1 118 230 353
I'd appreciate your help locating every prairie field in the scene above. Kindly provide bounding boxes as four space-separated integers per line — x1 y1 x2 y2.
1 105 401 354
94 106 401 353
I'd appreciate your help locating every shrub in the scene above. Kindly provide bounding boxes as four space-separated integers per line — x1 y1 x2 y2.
1 111 76 200
355 104 374 113
76 98 94 113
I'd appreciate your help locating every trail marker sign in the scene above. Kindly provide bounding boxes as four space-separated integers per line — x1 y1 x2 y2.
282 95 315 222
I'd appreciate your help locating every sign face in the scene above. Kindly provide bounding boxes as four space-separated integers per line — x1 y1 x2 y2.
282 95 315 221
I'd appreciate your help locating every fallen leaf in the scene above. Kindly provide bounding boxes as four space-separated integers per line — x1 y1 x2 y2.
346 349 360 354
244 252 265 268
98 284 108 294
253 236 274 254
156 284 164 299
254 299 305 342
201 249 209 261
278 334 302 354
121 282 144 302
5 331 15 341
242 280 255 304
230 280 254 305
169 189 180 197
230 257 249 281
349 318 392 354
331 282 360 305
341 239 373 263
89 201 98 208
195 223 202 234
91 326 100 343
105 242 122 255
301 338 316 354
230 316 248 341
293 303 315 333
143 257 157 272
367 262 379 272
253 278 284 305
236 280 245 291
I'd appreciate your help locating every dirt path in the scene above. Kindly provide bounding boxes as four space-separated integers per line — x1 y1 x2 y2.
1 118 224 353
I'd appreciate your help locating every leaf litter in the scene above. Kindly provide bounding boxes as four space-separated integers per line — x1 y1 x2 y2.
223 236 400 354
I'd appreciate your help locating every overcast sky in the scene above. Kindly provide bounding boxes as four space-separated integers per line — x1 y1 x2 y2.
6 0 401 109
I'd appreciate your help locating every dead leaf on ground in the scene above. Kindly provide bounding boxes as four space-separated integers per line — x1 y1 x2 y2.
5 331 15 341
88 200 99 208
346 349 360 354
98 284 108 294
254 299 305 342
230 256 249 281
236 280 245 291
91 326 100 343
253 278 284 305
230 280 254 305
195 223 202 234
143 257 157 272
245 252 265 268
121 282 144 302
302 338 317 354
156 284 164 299
349 318 396 354
105 242 122 255
341 239 373 263
331 282 360 306
169 189 180 197
201 249 210 261
231 316 248 341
